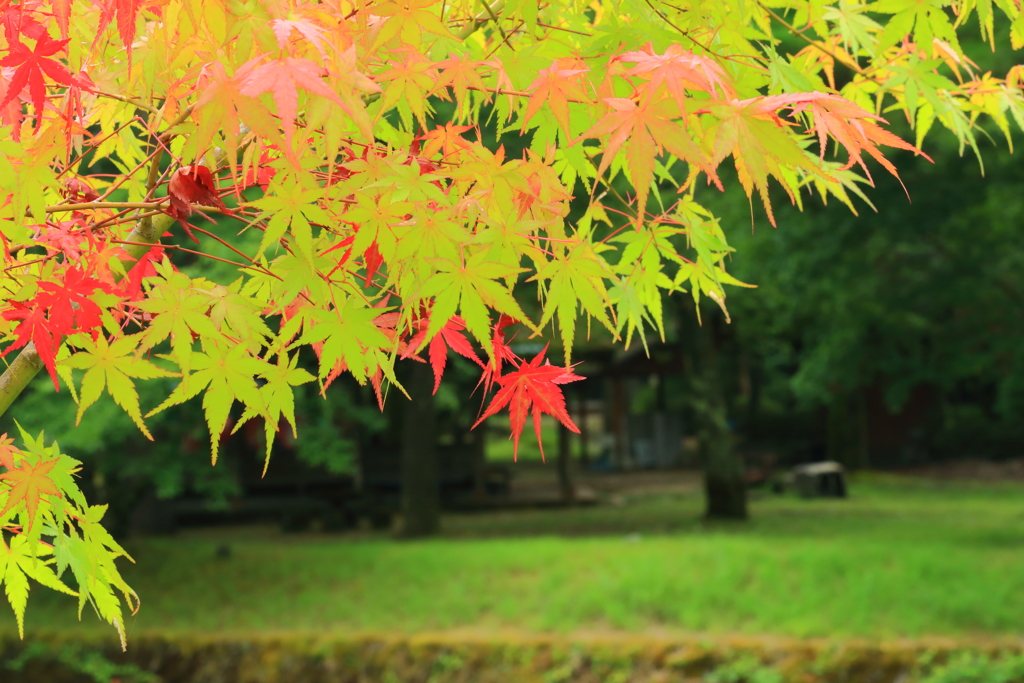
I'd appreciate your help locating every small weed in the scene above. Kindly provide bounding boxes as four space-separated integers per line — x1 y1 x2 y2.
919 651 1024 683
704 655 783 683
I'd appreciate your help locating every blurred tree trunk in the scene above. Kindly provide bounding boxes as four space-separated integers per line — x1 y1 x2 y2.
557 421 575 502
472 418 487 501
827 390 870 469
398 361 439 537
577 394 590 468
681 302 747 520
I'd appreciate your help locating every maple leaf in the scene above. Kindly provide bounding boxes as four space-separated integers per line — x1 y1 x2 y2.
0 33 81 131
432 53 489 114
0 433 20 471
0 6 47 44
473 346 583 461
61 335 176 440
420 123 474 161
193 60 282 185
0 456 61 531
0 66 25 133
756 92 929 182
35 220 88 260
238 57 347 148
362 241 384 287
369 0 454 52
146 341 269 464
1 267 111 388
477 314 521 397
119 245 164 303
580 97 718 228
522 59 591 137
166 165 231 243
50 0 72 39
618 44 736 112
93 0 142 68
401 314 484 394
376 47 439 129
270 18 331 60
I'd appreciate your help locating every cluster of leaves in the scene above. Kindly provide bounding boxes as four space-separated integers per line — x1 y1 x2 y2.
0 428 135 648
0 0 1019 643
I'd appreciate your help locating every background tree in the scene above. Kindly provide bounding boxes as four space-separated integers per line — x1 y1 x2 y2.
0 0 1020 646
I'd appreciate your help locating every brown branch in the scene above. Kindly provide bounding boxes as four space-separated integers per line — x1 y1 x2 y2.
757 2 865 76
45 201 168 214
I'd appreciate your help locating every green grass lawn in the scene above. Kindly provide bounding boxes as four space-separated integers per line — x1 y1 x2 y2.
16 473 1024 640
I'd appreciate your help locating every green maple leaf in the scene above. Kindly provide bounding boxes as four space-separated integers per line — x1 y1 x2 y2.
204 279 274 350
533 241 616 364
0 535 76 638
292 296 393 385
134 266 223 372
251 173 334 262
237 352 315 470
61 335 177 439
147 341 270 464
420 251 533 359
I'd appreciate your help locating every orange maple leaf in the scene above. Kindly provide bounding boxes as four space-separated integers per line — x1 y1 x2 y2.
580 97 719 228
432 53 489 112
618 44 735 113
0 433 20 471
753 92 929 182
0 457 62 530
522 59 591 136
420 123 474 160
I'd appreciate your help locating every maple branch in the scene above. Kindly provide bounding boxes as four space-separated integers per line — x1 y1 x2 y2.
0 140 241 418
0 346 45 422
456 1 506 39
480 0 508 41
94 91 160 116
757 2 865 76
112 240 250 269
45 201 168 213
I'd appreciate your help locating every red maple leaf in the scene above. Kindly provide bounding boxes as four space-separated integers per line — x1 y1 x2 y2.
0 33 81 131
119 245 164 302
472 345 583 461
0 66 25 133
477 314 520 395
94 0 142 68
166 164 231 243
362 241 383 287
243 146 280 191
35 220 89 260
1 267 110 388
401 314 484 394
0 5 47 44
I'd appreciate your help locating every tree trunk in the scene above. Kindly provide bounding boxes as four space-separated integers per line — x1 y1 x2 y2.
557 421 575 502
577 394 590 468
684 304 747 520
398 361 439 537
472 418 487 501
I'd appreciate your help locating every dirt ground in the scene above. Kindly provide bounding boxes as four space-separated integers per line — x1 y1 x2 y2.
502 457 1024 507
